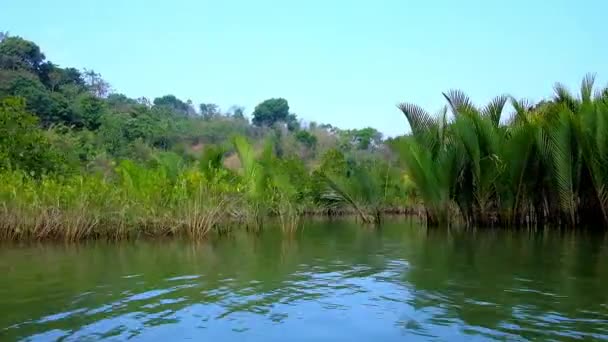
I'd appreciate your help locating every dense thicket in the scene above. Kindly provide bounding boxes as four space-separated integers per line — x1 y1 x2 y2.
394 77 608 228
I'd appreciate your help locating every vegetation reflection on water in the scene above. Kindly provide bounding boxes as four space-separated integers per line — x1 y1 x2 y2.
1 220 608 341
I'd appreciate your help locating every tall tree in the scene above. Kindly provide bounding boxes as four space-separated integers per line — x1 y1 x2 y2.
252 98 289 126
286 113 299 131
349 127 383 150
83 69 110 98
0 69 71 126
71 92 107 130
153 95 191 115
200 103 220 120
0 97 63 174
0 36 46 73
229 105 246 120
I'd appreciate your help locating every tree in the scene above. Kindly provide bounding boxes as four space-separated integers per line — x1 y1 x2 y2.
106 93 140 113
200 103 220 120
40 65 85 92
153 95 191 115
286 113 299 131
186 99 197 116
229 105 246 120
0 97 65 174
97 112 129 155
0 36 46 73
0 69 72 126
46 65 63 92
71 92 107 130
83 69 110 98
137 97 152 107
252 98 289 126
295 130 317 150
346 127 383 150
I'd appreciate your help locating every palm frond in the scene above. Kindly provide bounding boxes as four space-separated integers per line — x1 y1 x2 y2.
392 137 451 223
593 86 607 102
320 172 371 223
545 106 576 224
510 97 531 114
553 83 579 111
580 73 596 103
397 102 435 136
443 89 475 117
482 95 508 126
233 135 255 175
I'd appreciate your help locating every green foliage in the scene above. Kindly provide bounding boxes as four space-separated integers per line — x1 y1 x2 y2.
252 98 290 127
106 93 143 114
395 74 608 228
0 70 71 126
318 157 405 224
153 95 192 115
71 92 107 130
295 130 317 150
0 36 45 73
199 103 220 120
82 69 110 98
199 145 226 178
0 158 238 240
227 105 246 121
43 66 85 91
345 127 383 150
0 97 70 175
286 113 300 131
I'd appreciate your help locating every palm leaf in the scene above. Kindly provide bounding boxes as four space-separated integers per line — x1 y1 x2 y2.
580 73 596 103
320 172 371 223
553 83 578 111
509 97 533 125
443 89 475 117
392 137 451 223
545 106 576 224
482 95 508 126
397 102 435 136
233 135 255 176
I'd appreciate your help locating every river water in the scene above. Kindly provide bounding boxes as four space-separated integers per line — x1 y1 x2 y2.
1 220 607 341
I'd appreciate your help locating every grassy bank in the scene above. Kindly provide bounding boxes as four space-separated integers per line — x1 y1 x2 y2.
0 137 413 241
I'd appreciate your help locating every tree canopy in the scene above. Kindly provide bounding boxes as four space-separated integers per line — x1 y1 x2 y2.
0 36 46 73
252 98 290 127
0 34 390 181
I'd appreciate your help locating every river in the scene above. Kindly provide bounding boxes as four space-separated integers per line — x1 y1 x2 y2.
1 220 607 341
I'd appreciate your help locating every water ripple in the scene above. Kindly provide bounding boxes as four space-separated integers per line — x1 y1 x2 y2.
2 225 607 341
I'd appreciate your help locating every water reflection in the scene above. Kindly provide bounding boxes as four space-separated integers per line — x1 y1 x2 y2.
1 221 607 341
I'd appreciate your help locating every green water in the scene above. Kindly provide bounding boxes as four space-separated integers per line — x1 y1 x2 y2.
1 221 608 341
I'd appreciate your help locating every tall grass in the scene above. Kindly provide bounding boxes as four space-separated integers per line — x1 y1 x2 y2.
0 160 237 241
1 135 412 241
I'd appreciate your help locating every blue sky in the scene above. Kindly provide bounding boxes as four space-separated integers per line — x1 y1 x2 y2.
2 0 607 136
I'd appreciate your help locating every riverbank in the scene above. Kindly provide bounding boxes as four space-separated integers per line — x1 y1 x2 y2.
0 166 419 241
0 204 427 242
0 211 425 242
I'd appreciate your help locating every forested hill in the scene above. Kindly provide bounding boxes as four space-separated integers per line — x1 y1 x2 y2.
0 33 387 176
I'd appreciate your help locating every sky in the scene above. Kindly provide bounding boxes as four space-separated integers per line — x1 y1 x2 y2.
1 0 607 136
